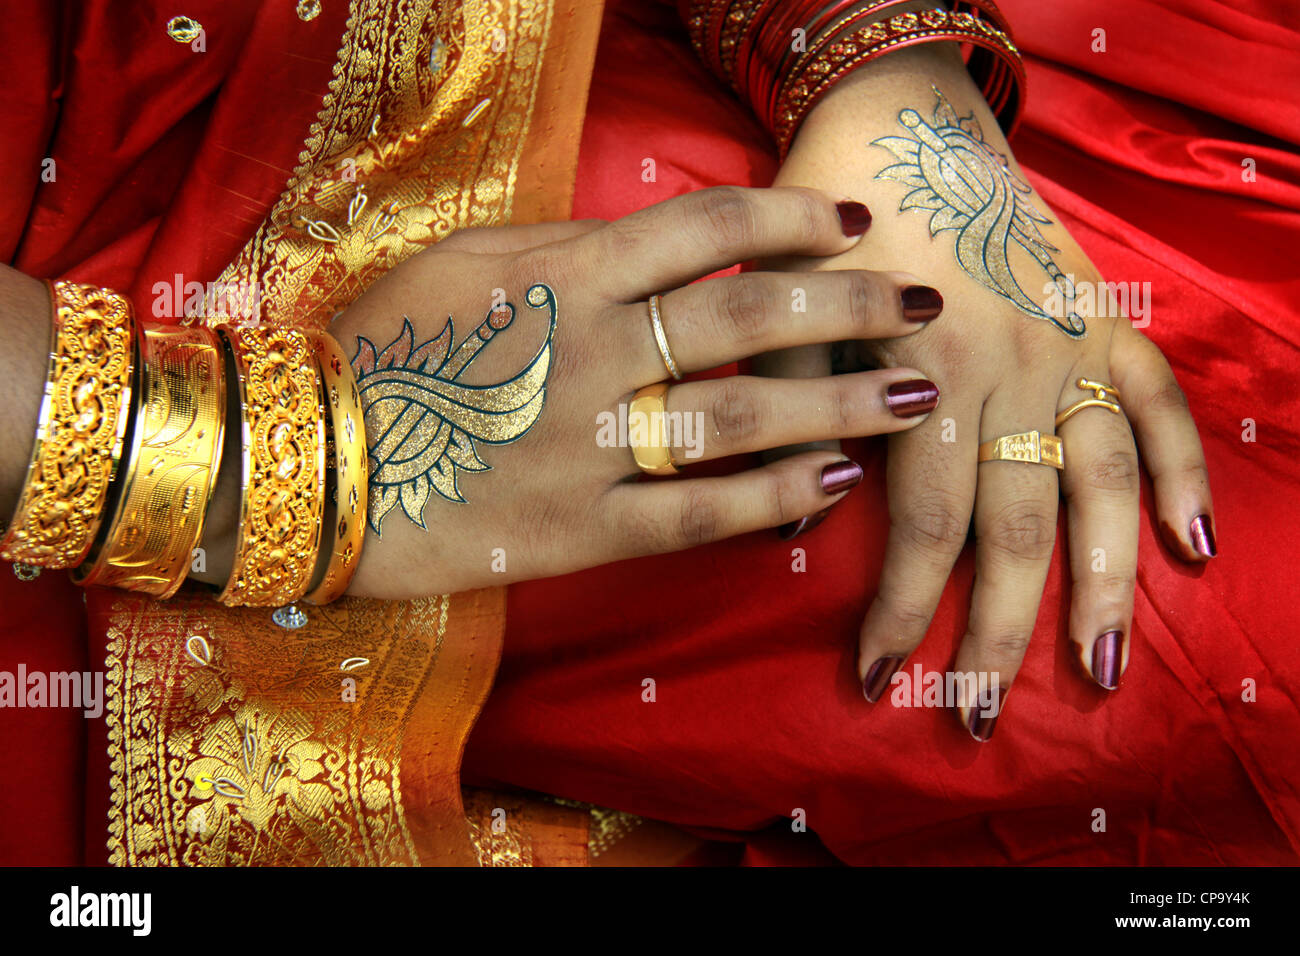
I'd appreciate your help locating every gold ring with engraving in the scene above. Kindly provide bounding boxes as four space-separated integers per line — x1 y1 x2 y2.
647 295 683 381
217 326 327 607
302 331 368 605
629 382 679 476
73 323 226 597
977 429 1064 470
1055 377 1122 428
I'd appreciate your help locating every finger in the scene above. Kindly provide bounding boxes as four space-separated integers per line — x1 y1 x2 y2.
599 451 864 561
621 268 943 386
1058 376 1140 690
1108 324 1216 561
647 369 938 468
858 405 979 705
437 218 607 255
953 395 1060 741
574 186 872 299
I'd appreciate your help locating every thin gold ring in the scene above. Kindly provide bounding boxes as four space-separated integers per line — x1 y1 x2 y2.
647 294 683 381
977 430 1064 470
1055 377 1122 427
628 382 679 476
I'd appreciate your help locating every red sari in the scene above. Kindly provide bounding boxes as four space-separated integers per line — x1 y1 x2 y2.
465 0 1300 864
2 0 1298 866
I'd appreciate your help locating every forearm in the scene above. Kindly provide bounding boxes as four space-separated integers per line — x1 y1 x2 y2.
0 266 56 522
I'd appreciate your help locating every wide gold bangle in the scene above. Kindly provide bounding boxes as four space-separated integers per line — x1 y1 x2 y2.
72 324 226 597
217 326 326 607
1 281 136 569
301 330 368 605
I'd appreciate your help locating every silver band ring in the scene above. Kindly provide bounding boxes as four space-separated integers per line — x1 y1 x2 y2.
647 294 682 381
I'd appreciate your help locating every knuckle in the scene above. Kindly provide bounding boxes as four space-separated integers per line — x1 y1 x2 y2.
693 187 758 255
675 486 721 550
789 190 826 247
982 501 1058 561
845 271 888 330
511 245 570 289
1145 378 1189 414
826 378 859 434
1087 570 1135 604
982 627 1032 659
895 492 971 556
879 595 936 635
1082 445 1140 493
714 277 773 347
709 378 764 447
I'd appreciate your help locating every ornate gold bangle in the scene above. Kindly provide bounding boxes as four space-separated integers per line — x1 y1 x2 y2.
1 281 136 569
217 326 326 607
302 330 368 605
72 324 226 597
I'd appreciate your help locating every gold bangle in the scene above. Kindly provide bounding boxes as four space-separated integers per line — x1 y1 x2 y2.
72 324 226 597
1 281 136 569
628 382 680 476
217 326 326 607
301 331 368 605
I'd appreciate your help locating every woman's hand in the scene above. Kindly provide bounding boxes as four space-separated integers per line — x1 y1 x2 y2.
766 46 1216 737
332 186 946 599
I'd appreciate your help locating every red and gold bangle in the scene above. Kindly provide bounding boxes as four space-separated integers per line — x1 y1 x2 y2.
1 281 136 569
301 330 368 605
72 324 226 597
217 326 326 607
772 8 1025 153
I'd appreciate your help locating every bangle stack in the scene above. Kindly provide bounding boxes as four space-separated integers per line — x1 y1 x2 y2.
681 0 1024 157
4 281 368 607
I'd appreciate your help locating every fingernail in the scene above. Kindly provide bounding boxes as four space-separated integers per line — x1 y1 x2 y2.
836 200 872 236
1189 514 1217 558
885 379 939 417
1091 629 1124 690
820 459 862 495
862 656 904 703
779 507 830 541
900 285 943 321
966 703 1001 742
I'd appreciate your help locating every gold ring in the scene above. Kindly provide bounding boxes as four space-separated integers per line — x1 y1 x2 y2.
977 430 1064 470
1055 377 1122 427
628 382 679 476
647 294 682 381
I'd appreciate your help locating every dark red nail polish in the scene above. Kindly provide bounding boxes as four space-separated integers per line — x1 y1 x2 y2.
966 704 1000 742
836 200 872 236
885 379 939 417
1092 630 1124 690
779 507 830 541
1190 514 1217 558
863 656 904 703
820 459 862 495
900 285 943 321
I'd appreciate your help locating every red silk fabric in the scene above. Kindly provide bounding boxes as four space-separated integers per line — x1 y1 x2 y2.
464 0 1300 864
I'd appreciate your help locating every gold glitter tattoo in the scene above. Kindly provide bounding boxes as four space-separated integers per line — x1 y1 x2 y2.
351 284 557 534
872 86 1086 337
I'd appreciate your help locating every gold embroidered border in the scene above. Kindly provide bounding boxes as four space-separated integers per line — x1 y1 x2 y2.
105 592 450 866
